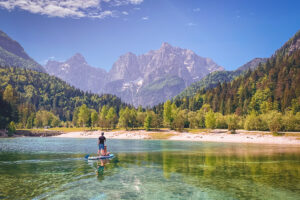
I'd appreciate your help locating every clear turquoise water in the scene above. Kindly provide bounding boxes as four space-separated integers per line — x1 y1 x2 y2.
0 138 300 200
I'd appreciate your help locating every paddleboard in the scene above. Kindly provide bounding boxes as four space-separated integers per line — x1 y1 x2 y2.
86 154 114 160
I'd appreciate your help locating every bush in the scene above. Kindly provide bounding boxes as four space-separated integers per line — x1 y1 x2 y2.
215 113 227 129
188 111 198 128
7 121 16 137
296 112 300 131
244 112 268 131
172 110 188 131
282 111 297 131
205 111 216 129
264 111 283 134
196 110 205 128
226 114 239 134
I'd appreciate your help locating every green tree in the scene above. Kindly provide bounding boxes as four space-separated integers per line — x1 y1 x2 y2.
3 84 17 105
51 115 61 127
205 110 216 129
106 107 118 129
99 105 108 129
265 111 283 134
172 110 188 131
163 100 173 127
196 110 206 128
3 84 18 121
136 111 146 127
129 108 137 129
144 112 153 131
26 113 35 129
282 111 297 131
78 104 90 127
0 91 13 129
7 121 16 137
226 114 239 134
118 107 131 130
188 111 198 128
91 110 99 128
215 113 227 129
72 107 80 127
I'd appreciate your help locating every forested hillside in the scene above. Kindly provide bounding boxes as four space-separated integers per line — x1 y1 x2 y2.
0 66 128 129
172 30 300 114
176 70 241 98
176 58 267 98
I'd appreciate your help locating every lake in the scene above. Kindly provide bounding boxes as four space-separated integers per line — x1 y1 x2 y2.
0 138 300 200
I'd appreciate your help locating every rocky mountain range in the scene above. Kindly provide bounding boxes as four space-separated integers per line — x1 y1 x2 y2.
45 53 107 93
0 30 44 72
45 42 224 107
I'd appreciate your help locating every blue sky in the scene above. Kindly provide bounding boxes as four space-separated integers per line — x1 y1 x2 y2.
0 0 299 71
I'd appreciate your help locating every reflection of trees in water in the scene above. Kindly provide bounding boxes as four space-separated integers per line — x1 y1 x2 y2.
116 150 300 198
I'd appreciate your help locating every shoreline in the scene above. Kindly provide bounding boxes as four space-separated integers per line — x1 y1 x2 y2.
53 129 300 145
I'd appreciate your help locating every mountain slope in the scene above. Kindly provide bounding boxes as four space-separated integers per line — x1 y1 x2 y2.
173 30 300 114
176 57 267 98
45 53 107 93
0 30 45 72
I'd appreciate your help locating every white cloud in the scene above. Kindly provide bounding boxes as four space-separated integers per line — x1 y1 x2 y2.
187 22 196 26
110 0 143 6
193 8 200 12
141 16 148 20
0 0 143 18
122 11 128 15
129 0 143 4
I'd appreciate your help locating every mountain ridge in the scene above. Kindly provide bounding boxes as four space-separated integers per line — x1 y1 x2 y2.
176 57 268 98
45 42 224 107
0 30 45 72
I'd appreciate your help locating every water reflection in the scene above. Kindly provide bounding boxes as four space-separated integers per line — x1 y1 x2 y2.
0 138 299 199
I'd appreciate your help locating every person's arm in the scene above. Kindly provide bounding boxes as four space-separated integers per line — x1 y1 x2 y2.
98 139 100 145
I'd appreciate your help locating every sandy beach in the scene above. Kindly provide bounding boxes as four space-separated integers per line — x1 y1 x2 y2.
53 129 300 145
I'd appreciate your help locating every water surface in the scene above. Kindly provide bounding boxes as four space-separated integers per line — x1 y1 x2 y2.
0 138 300 199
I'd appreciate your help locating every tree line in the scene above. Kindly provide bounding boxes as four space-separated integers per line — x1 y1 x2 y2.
1 31 300 135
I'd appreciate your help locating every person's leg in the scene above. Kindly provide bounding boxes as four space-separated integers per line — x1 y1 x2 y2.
104 146 107 155
100 144 105 156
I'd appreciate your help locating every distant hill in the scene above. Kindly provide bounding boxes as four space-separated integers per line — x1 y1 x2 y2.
0 30 45 72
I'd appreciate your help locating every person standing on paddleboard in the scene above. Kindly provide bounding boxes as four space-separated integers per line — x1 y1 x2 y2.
98 132 106 156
